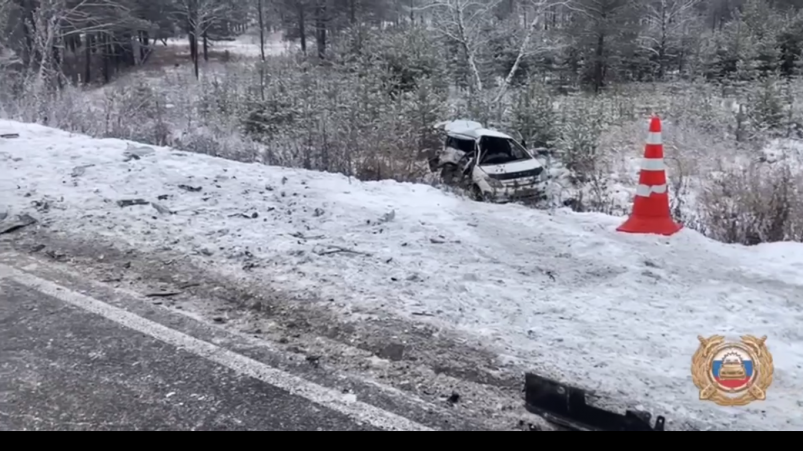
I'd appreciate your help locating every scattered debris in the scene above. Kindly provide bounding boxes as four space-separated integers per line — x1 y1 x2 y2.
179 283 201 290
157 195 169 201
290 232 325 240
378 210 395 224
0 133 20 139
377 343 406 361
524 373 666 431
44 250 67 261
412 312 435 317
315 245 372 257
123 144 155 162
145 291 183 298
0 214 37 235
71 164 95 178
447 392 461 405
306 355 321 367
228 212 256 219
117 199 149 208
29 244 46 253
178 185 202 193
151 203 174 215
31 199 52 213
430 238 446 244
213 317 227 324
281 176 288 185
313 208 325 217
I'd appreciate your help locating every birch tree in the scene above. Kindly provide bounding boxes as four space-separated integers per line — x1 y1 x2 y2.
640 0 702 79
427 0 564 105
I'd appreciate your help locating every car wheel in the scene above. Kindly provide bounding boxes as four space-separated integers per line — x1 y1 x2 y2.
440 164 458 186
471 185 486 202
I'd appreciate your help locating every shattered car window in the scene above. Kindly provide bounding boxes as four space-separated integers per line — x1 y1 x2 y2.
446 137 476 155
479 137 531 165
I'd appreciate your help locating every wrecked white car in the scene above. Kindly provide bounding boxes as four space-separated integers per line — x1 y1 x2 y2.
429 120 547 202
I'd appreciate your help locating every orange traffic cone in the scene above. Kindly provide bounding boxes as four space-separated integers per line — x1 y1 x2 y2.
617 116 683 236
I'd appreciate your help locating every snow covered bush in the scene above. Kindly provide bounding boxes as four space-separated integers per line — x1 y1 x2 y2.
696 159 803 244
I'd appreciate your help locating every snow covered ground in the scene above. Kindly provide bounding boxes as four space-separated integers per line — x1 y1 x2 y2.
2 120 803 431
165 30 295 58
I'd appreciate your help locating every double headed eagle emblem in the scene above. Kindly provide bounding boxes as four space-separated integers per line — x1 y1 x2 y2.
692 335 774 407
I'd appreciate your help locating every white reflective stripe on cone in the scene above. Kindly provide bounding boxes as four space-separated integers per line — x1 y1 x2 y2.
645 132 662 145
641 158 666 171
636 184 667 197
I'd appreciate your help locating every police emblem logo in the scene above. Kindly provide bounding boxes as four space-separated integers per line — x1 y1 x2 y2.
692 335 774 407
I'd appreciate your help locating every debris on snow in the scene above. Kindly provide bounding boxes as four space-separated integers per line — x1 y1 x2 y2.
0 133 20 139
0 213 37 235
314 245 372 257
290 232 325 240
123 144 155 162
71 164 95 178
306 355 322 367
378 210 395 224
145 291 183 298
117 199 149 208
377 343 406 362
151 203 174 215
178 185 202 193
44 249 67 261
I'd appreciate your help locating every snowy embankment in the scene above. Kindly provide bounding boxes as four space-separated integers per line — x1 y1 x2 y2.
1 120 802 431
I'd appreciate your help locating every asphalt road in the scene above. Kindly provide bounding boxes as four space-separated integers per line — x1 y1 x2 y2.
0 275 409 431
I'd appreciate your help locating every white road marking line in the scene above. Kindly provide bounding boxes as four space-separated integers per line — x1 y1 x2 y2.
0 263 433 432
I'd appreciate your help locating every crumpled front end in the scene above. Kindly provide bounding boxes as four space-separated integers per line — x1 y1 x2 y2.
477 166 547 203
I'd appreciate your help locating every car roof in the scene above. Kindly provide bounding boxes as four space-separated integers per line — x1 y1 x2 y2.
435 120 514 141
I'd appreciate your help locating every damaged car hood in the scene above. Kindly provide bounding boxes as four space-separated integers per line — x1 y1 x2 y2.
479 159 543 177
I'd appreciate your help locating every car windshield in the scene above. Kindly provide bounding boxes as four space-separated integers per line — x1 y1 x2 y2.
479 136 531 166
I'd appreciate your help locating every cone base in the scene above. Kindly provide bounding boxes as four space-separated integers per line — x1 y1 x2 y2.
616 215 683 236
